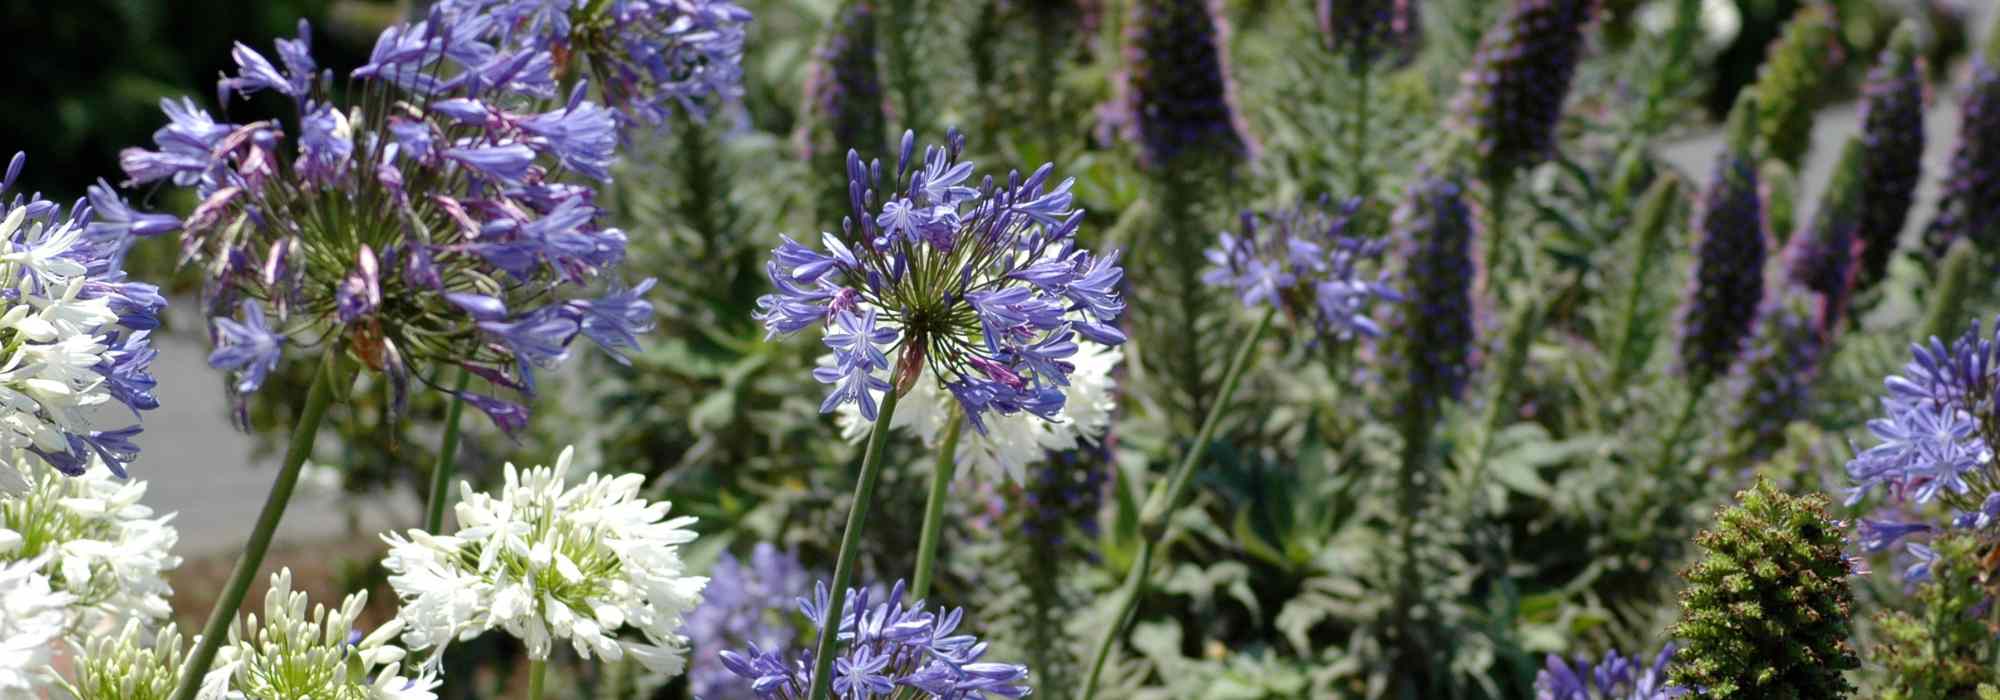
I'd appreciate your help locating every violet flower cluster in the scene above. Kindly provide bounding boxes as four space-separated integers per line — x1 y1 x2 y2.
1853 26 1926 289
754 130 1125 431
1119 0 1253 170
1202 197 1399 344
1845 317 2000 580
687 544 815 700
0 154 164 477
1451 0 1597 178
1388 175 1479 413
718 580 1031 699
1677 106 1767 386
1534 645 1682 700
112 0 749 430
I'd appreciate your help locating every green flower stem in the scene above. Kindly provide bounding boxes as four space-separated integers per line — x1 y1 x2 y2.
1078 307 1274 700
529 658 547 700
911 412 965 601
424 368 472 534
806 386 906 700
171 350 350 700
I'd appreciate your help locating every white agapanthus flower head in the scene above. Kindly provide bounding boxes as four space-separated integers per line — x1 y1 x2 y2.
198 569 435 700
836 339 1121 483
57 619 186 700
381 446 706 676
0 555 71 698
0 460 179 632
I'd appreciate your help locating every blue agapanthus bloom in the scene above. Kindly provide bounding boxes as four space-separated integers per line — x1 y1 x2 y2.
1846 317 2000 580
687 544 815 700
718 580 1031 699
1203 197 1399 343
0 154 164 477
1535 644 1683 700
110 4 710 431
754 130 1125 430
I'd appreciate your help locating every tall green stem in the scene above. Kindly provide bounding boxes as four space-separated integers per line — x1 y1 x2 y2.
528 658 547 700
806 388 905 700
911 413 965 600
424 368 471 533
1077 307 1274 700
171 350 349 700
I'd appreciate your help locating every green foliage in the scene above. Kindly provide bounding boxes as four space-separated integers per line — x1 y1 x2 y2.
1670 478 1860 698
1869 534 2000 700
1748 4 1842 167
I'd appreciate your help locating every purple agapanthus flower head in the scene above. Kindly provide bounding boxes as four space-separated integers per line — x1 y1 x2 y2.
718 579 1031 699
1451 0 1598 178
688 544 815 700
1203 197 1399 343
0 153 165 477
1534 644 1684 699
755 130 1125 432
111 7 685 433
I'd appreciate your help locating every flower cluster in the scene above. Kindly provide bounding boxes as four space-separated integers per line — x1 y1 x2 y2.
718 580 1030 699
1119 0 1252 170
200 569 436 700
1780 137 1863 331
1720 287 1827 463
1854 25 1926 289
755 130 1125 433
451 0 753 129
1450 0 1597 177
686 545 815 700
1 461 180 632
1534 645 1680 700
1388 175 1479 412
800 0 888 164
0 154 163 477
1677 97 1767 386
1204 197 1399 344
1922 60 2000 261
0 555 69 696
381 446 706 673
1318 0 1421 69
115 5 688 432
58 620 186 700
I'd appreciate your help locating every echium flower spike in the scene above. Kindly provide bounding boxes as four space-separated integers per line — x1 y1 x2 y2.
718 579 1032 699
0 153 164 477
1450 0 1598 179
1120 0 1253 171
1854 23 1926 290
1388 174 1479 415
1534 645 1682 699
1317 0 1421 70
800 0 889 219
1922 11 2000 262
1677 92 1768 387
754 129 1126 433
1720 286 1828 464
117 9 665 433
1749 4 1842 168
1781 137 1864 330
1669 479 1859 698
1202 197 1400 344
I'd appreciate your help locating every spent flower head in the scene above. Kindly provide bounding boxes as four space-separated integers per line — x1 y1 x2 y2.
114 7 687 432
755 130 1125 433
0 460 180 632
381 445 706 675
718 580 1030 699
199 568 435 700
1203 197 1398 344
0 153 163 477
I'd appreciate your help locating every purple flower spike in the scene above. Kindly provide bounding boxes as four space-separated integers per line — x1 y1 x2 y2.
1452 0 1597 177
1854 25 1926 290
1924 60 2000 260
1389 175 1479 411
1318 0 1422 69
1720 286 1828 463
1119 0 1253 170
1677 97 1767 386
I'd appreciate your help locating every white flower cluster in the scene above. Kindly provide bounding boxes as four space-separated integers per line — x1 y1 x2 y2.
381 446 706 675
57 620 185 700
838 340 1122 483
0 556 69 698
0 205 139 472
200 569 435 700
0 462 180 632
